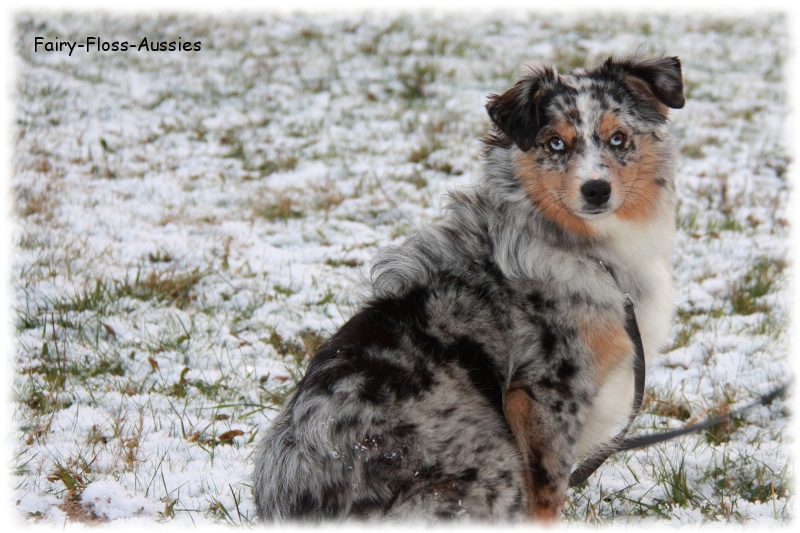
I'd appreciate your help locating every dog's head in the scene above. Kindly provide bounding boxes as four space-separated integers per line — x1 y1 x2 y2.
486 56 683 233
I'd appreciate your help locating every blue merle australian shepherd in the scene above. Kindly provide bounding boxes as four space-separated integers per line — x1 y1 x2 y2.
253 55 684 523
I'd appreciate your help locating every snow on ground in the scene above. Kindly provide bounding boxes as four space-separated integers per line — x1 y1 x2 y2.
11 11 791 526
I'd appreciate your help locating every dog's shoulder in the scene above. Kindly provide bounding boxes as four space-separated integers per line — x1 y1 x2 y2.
371 185 497 298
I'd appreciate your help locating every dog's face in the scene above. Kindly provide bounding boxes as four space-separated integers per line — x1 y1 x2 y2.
486 57 684 234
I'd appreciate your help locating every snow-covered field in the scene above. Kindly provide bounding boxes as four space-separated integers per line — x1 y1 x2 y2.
11 11 792 526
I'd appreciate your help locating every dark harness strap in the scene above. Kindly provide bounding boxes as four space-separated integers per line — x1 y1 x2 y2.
569 262 646 487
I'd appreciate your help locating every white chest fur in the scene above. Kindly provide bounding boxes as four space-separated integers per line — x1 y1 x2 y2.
576 213 675 457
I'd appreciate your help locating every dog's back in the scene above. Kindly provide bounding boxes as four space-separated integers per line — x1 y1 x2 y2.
254 55 683 523
253 231 531 521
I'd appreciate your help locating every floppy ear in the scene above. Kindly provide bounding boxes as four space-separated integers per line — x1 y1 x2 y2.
486 64 557 152
606 56 685 114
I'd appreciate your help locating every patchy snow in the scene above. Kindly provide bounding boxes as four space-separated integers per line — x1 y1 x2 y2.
11 11 791 526
81 480 161 521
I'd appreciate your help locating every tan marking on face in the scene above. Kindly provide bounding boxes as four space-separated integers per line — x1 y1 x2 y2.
578 315 633 381
599 113 621 138
550 120 576 147
514 151 595 238
614 134 664 221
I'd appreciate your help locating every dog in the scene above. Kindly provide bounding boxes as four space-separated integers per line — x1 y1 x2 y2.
253 55 684 523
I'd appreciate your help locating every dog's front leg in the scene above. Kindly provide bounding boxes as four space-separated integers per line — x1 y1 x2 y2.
503 383 584 522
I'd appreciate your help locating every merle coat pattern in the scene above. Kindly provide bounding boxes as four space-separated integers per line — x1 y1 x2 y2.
253 55 684 523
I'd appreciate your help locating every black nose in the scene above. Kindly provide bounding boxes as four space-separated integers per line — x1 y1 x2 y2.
581 180 611 206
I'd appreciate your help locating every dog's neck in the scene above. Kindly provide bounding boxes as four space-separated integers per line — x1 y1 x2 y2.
587 211 675 277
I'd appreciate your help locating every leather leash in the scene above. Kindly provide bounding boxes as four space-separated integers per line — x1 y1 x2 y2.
567 259 791 487
618 380 791 452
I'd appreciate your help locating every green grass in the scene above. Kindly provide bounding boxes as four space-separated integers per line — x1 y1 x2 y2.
398 60 438 100
730 257 785 316
252 192 304 222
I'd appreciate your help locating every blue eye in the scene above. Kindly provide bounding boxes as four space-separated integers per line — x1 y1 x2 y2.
548 137 565 151
610 132 626 147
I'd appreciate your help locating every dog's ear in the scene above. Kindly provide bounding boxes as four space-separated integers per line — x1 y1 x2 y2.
486 64 557 152
605 56 685 115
